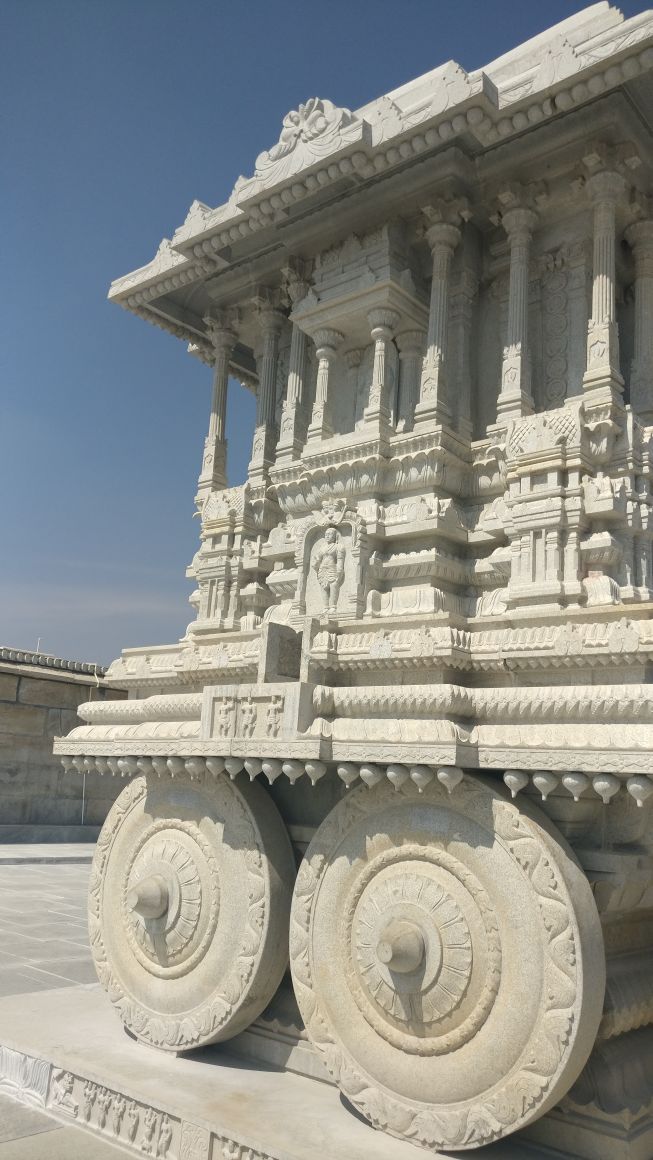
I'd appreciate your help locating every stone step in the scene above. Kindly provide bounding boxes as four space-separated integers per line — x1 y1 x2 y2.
0 842 95 865
0 985 553 1160
0 824 99 849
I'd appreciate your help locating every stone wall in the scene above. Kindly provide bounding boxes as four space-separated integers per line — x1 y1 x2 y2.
0 650 125 841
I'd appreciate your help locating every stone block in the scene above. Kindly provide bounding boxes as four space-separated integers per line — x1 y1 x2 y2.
18 677 88 710
60 710 82 734
0 675 18 703
0 703 47 737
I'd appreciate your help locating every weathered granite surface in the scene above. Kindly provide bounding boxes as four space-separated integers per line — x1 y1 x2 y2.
54 5 653 1156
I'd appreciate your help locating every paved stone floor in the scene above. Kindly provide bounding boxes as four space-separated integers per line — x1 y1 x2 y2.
0 1090 125 1157
0 859 125 1155
0 862 96 997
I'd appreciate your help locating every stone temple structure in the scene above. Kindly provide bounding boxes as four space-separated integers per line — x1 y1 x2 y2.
55 5 653 1157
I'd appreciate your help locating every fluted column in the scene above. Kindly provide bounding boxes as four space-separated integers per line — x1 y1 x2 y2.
449 269 478 439
496 207 537 421
306 329 343 443
249 305 284 481
396 331 425 430
625 218 653 422
582 170 626 400
276 277 310 462
414 221 461 427
196 315 237 500
364 309 400 431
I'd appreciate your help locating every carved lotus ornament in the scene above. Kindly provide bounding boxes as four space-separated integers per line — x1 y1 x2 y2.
253 98 360 185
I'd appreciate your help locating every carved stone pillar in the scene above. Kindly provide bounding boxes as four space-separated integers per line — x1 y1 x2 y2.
196 315 237 500
306 329 343 443
345 348 364 427
414 219 461 428
449 270 478 439
396 331 425 430
625 218 653 422
276 277 310 461
364 309 400 430
582 170 627 401
249 304 284 481
496 207 538 421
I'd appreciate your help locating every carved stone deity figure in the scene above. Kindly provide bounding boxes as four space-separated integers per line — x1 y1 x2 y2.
313 526 345 616
52 1071 78 1116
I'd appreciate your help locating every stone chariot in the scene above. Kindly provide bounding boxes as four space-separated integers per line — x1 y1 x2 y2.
57 6 653 1156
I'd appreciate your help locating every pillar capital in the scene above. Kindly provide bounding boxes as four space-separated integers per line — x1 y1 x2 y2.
256 305 286 337
312 328 344 359
584 168 628 209
203 311 238 357
396 330 426 357
500 206 538 243
282 261 312 309
251 288 287 336
424 220 461 256
626 218 653 271
421 194 469 227
367 308 400 339
344 347 363 371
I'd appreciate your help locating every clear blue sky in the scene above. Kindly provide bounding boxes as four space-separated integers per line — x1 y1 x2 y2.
3 0 643 665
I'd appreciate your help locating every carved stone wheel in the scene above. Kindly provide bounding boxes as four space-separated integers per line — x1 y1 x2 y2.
89 773 294 1052
290 775 606 1152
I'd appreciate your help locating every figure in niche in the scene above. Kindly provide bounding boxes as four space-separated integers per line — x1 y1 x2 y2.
82 1081 96 1121
97 1087 111 1129
241 698 257 738
52 1072 78 1117
157 1115 173 1158
216 698 234 738
112 1095 126 1136
266 695 283 738
313 526 345 617
141 1107 157 1153
127 1105 139 1142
